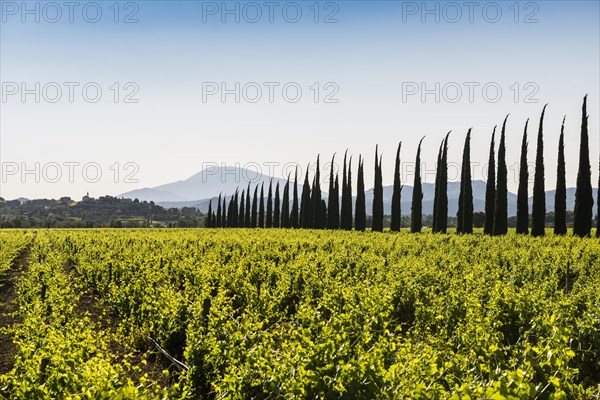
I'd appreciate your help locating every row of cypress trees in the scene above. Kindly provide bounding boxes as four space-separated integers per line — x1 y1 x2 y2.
206 96 598 237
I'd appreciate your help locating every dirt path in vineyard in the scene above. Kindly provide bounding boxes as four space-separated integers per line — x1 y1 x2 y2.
0 237 34 374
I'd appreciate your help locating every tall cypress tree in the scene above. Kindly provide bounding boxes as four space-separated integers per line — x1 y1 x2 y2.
239 190 245 228
345 157 353 229
438 133 450 233
291 168 299 228
327 154 338 229
493 116 509 236
311 156 322 229
333 175 340 229
340 151 349 230
372 146 384 232
516 119 530 234
355 156 366 231
245 183 251 227
391 142 402 232
432 140 444 232
282 176 290 228
457 129 473 234
216 194 222 228
300 167 312 228
266 180 273 228
221 195 227 228
212 212 217 228
258 184 265 228
251 186 258 228
484 127 497 235
320 199 327 229
574 95 593 237
411 137 425 233
206 200 213 228
531 105 547 237
274 182 280 228
555 117 567 235
226 194 234 227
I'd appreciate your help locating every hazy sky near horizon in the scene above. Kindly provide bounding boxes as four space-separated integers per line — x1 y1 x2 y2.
1 0 599 200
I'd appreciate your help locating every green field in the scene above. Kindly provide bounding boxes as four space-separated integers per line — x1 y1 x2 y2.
0 229 599 399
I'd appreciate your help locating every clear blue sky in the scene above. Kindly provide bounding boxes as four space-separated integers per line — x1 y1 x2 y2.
1 0 599 199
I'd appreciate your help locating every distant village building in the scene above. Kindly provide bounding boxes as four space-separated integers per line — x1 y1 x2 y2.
82 192 92 202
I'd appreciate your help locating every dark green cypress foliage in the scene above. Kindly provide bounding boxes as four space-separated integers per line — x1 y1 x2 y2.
212 212 217 228
493 116 509 236
457 129 473 234
555 117 567 235
437 133 450 233
327 154 337 229
516 120 530 234
266 180 273 228
372 146 384 232
320 199 327 228
484 127 497 235
221 195 227 228
216 194 222 228
391 142 402 232
597 163 600 238
239 190 245 228
333 175 340 229
245 183 251 227
274 182 280 228
311 156 322 229
282 177 290 228
411 137 425 233
233 190 239 227
226 195 233 228
345 157 353 230
251 186 258 228
340 151 349 230
355 156 366 231
206 200 212 228
432 141 443 232
300 167 312 228
531 105 547 237
574 95 593 237
259 184 265 228
291 168 299 228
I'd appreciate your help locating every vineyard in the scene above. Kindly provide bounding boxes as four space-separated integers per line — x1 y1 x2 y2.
0 229 599 399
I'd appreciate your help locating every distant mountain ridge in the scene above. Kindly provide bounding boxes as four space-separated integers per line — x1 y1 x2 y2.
119 166 598 216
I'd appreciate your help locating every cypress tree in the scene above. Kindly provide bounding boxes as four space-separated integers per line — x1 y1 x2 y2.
438 133 450 233
555 117 567 235
355 156 366 231
531 105 547 237
372 145 384 232
291 168 299 228
391 142 402 232
457 129 473 234
516 120 530 234
282 176 290 228
345 157 353 229
432 141 443 232
239 190 245 227
251 186 258 228
411 137 425 233
245 183 251 227
574 95 593 237
266 180 273 228
221 195 227 228
216 194 222 228
212 212 217 228
327 154 338 229
340 151 349 230
484 127 497 235
226 194 234 227
493 116 509 236
206 200 212 228
274 182 280 228
259 184 265 228
311 156 322 229
300 167 312 228
327 174 340 229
